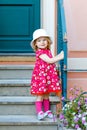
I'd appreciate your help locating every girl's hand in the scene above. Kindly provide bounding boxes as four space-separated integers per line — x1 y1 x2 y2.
59 51 64 60
39 50 64 64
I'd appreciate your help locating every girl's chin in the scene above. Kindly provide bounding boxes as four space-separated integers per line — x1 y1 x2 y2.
39 46 47 49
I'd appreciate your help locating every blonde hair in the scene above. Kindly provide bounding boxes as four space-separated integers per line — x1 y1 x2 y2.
33 37 52 51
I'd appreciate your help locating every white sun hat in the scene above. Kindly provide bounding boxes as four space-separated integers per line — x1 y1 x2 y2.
31 29 52 49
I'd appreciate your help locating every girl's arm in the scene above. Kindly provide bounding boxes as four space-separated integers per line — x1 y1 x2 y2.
39 51 64 64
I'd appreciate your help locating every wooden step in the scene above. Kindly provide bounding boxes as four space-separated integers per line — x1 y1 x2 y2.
0 56 35 62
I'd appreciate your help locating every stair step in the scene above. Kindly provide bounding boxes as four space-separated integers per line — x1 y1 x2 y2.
0 56 35 62
0 96 60 115
0 64 34 69
0 115 57 124
0 115 58 130
0 79 31 96
0 79 30 86
0 96 60 103
0 65 34 79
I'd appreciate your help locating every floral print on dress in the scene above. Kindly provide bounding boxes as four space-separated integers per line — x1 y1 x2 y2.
30 49 61 95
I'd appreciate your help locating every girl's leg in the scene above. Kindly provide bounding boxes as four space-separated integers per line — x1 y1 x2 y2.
35 96 43 114
43 94 50 112
43 94 53 118
35 95 44 120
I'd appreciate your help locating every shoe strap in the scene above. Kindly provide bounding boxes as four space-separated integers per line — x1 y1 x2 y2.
38 111 44 115
46 110 53 115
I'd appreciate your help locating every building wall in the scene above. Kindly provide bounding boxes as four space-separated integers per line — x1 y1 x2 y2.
41 0 87 94
41 0 57 56
64 0 87 93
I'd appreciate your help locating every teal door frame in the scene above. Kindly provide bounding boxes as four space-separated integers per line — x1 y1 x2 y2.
57 0 67 99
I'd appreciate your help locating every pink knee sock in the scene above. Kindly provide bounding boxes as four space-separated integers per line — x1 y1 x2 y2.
35 101 43 114
43 99 50 112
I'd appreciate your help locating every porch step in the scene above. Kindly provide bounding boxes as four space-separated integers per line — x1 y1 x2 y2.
0 96 59 115
0 79 30 86
0 56 35 62
0 115 58 130
0 63 60 130
0 79 30 96
0 65 34 79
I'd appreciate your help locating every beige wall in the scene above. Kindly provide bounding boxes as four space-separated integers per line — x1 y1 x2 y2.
64 0 87 92
64 0 87 51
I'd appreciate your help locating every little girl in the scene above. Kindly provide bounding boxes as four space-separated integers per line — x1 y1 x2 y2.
30 29 64 120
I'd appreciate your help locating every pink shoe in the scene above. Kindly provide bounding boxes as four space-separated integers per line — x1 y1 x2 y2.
44 110 54 119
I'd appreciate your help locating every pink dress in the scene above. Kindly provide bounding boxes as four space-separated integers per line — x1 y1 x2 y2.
30 49 61 95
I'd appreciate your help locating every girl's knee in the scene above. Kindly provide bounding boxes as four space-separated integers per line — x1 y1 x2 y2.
36 95 43 101
43 94 49 99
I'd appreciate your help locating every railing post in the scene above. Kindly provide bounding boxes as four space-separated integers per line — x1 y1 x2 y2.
58 0 67 99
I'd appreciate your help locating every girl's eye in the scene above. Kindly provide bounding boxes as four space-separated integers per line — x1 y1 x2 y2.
37 39 41 42
38 40 41 42
37 38 47 42
43 39 46 41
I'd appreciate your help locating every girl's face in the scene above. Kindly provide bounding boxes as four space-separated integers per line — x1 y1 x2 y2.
35 37 48 49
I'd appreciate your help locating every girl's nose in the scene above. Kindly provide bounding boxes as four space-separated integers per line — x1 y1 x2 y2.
41 40 44 43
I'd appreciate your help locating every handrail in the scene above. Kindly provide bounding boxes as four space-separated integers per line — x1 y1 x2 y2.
58 0 67 99
60 0 67 40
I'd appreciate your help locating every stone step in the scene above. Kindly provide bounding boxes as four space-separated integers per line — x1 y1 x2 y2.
0 79 57 96
0 115 58 130
0 96 60 115
0 79 30 96
0 65 34 79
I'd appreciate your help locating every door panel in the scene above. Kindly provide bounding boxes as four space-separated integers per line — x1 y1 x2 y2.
0 0 40 53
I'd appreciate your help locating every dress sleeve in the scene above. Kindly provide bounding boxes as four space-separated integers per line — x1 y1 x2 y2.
36 49 48 57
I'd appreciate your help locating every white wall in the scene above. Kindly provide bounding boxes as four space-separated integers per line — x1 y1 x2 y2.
41 0 57 55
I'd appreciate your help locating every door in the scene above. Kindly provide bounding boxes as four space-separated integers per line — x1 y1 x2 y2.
57 0 67 98
0 0 40 53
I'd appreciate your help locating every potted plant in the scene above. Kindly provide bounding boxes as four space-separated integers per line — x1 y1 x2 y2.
58 87 87 130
